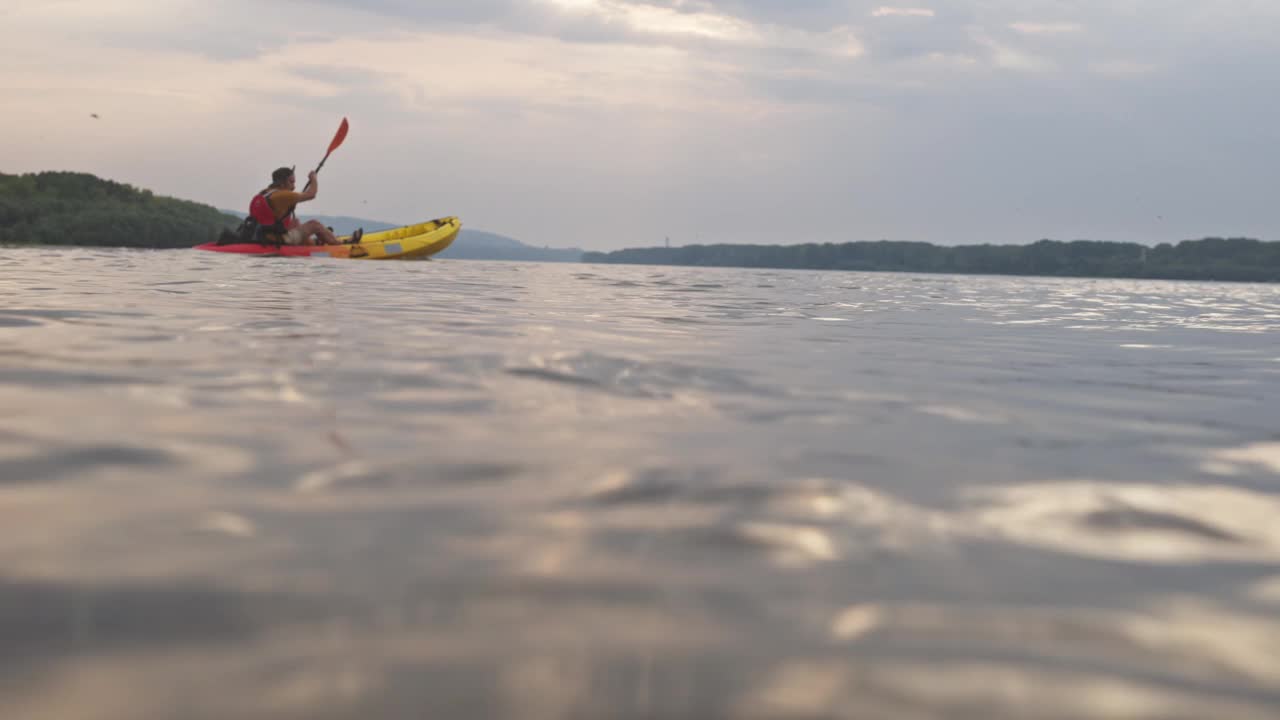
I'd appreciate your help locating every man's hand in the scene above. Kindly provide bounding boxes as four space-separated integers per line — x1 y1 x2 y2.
299 170 320 200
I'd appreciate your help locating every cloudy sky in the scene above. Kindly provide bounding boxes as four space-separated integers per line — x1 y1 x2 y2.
2 0 1277 249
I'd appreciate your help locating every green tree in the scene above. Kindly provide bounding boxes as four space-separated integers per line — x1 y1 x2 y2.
0 171 236 248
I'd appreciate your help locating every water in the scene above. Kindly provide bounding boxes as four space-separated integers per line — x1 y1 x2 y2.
2 246 1279 719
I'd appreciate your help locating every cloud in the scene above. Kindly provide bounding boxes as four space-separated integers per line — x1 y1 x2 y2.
871 7 936 18
541 0 754 40
1090 60 1160 77
973 34 1056 72
1010 21 1083 35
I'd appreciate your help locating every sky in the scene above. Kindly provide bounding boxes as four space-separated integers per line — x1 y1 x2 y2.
2 0 1278 250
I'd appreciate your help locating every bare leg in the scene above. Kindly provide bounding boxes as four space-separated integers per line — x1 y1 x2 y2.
298 220 339 246
316 226 340 245
302 220 337 244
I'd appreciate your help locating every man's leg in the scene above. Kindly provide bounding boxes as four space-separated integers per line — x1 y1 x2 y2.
317 225 340 245
300 220 340 246
282 227 311 246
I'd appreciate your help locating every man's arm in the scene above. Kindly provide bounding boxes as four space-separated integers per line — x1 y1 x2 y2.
297 171 319 202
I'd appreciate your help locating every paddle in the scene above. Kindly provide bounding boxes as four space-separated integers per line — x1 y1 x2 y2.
302 117 349 193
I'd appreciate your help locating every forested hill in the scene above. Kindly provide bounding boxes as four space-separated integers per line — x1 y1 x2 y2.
582 238 1280 282
0 172 235 248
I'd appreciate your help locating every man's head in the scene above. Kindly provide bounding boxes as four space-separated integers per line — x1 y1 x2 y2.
271 166 296 188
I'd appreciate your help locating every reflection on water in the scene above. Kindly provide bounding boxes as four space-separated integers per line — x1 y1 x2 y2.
968 481 1280 563
1 247 1278 718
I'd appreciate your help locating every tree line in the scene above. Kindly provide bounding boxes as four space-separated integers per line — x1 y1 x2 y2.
0 171 236 248
582 237 1280 282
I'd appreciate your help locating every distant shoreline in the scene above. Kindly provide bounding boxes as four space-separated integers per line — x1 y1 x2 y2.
582 238 1280 283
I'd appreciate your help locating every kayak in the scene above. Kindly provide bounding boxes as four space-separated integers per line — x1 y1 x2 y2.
194 217 460 260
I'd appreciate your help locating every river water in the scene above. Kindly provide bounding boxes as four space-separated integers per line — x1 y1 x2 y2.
2 246 1279 719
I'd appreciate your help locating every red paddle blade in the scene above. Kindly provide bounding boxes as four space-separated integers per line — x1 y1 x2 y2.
327 118 349 154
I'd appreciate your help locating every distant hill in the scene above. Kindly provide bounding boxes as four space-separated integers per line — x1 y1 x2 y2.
2 171 234 248
301 214 399 235
441 229 583 262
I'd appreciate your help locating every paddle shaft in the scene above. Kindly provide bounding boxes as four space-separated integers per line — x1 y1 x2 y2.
302 118 349 193
301 154 331 193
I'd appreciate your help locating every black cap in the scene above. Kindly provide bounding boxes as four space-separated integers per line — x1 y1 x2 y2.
271 166 295 185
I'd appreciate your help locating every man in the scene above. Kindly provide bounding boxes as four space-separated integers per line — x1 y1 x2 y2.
255 167 358 246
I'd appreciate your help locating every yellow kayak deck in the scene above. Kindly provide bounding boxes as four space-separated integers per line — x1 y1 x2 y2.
328 217 460 259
